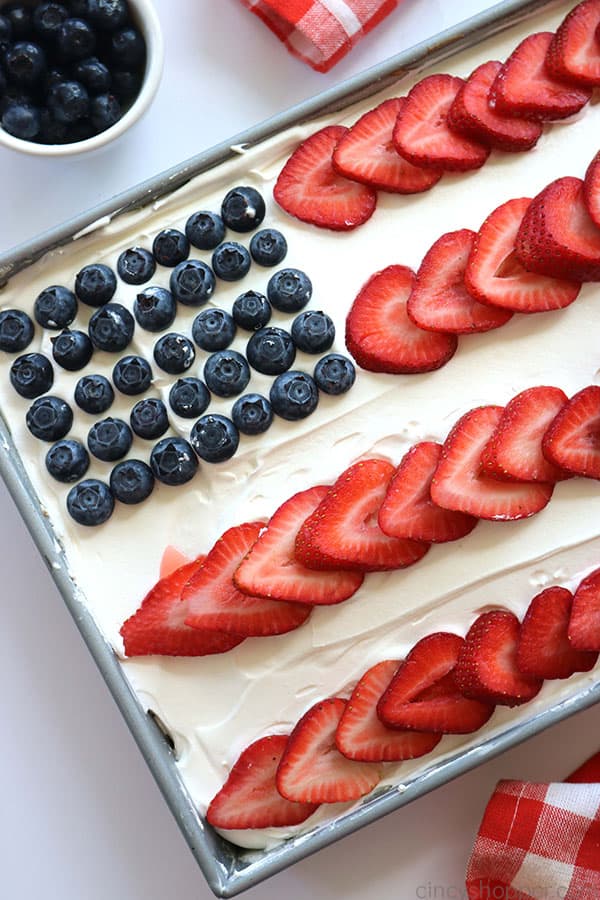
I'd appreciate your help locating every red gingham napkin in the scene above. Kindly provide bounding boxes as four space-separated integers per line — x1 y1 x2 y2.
466 752 600 900
239 0 401 72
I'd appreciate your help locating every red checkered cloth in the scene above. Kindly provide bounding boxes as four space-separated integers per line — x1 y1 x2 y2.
466 751 600 900
240 0 401 72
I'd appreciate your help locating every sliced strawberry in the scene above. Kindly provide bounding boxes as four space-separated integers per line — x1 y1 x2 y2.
378 442 478 543
345 265 458 374
454 610 543 707
542 386 600 479
408 229 513 334
295 458 429 573
584 150 600 229
392 74 490 172
569 567 600 651
491 31 592 121
234 486 364 605
448 60 543 152
546 0 600 88
515 176 600 282
335 660 442 762
517 586 598 680
465 197 581 313
430 405 554 521
120 558 245 657
183 522 311 637
481 386 570 483
276 698 382 804
159 545 193 580
206 735 319 829
273 125 377 231
377 633 495 734
332 98 442 194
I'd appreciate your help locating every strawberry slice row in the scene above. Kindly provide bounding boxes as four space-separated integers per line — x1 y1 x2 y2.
206 567 600 830
275 1 600 231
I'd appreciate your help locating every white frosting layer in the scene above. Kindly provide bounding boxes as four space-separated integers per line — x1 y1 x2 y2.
1 0 600 851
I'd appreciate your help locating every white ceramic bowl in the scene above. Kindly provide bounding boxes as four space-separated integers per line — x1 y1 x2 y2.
0 0 164 157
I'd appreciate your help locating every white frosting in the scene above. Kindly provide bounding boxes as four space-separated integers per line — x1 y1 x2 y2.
1 1 599 851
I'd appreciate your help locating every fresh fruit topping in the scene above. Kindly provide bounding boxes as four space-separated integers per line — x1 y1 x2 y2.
192 308 237 351
87 416 132 461
345 265 458 374
75 262 116 306
152 228 190 268
67 477 114 526
211 241 251 282
246 326 296 375
270 371 319 420
491 31 592 121
168 377 210 419
481 386 569 483
88 302 134 352
274 125 377 231
517 586 598 679
112 354 152 395
276 698 381 803
447 60 543 152
431 405 554 520
203 349 251 397
26 395 73 441
454 610 543 706
313 353 356 395
332 97 442 193
34 285 77 330
120 557 244 656
465 197 581 312
74 372 114 414
221 186 266 233
51 328 93 370
378 442 478 543
267 268 313 313
569 568 600 651
232 291 272 332
109 458 155 505
133 286 177 333
408 229 513 334
10 351 53 398
291 311 335 354
184 522 311 637
296 458 429 573
393 74 490 172
169 259 216 307
231 393 273 436
584 149 600 228
46 438 90 483
249 228 288 267
159 545 192 580
546 0 600 87
190 414 239 463
234 486 364 605
0 308 34 352
150 436 198 485
542 386 600 479
377 633 495 733
515 176 600 282
336 660 442 761
153 332 195 375
207 735 318 830
185 210 225 251
129 397 169 440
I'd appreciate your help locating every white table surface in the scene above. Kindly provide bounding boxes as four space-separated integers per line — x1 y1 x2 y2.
3 2 600 899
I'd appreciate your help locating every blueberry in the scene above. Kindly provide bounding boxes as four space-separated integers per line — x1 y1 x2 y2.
110 25 145 67
270 371 319 421
211 241 251 282
75 262 116 306
88 302 134 352
57 18 96 60
190 414 239 463
34 285 77 329
153 333 195 375
168 377 210 419
313 353 356 395
0 309 34 352
111 68 141 100
88 416 132 461
90 91 120 131
51 328 93 370
110 459 154 505
221 186 265 233
130 397 169 440
117 247 156 285
152 228 190 268
74 372 114 413
291 310 335 354
37 108 69 143
203 350 250 398
48 79 89 122
86 0 128 31
150 436 198 485
46 438 89 482
0 86 34 116
44 66 70 90
185 210 225 250
192 308 236 352
246 327 295 376
10 353 53 398
112 354 152 395
231 393 273 436
133 286 176 332
26 395 73 441
33 4 69 41
232 290 271 331
67 478 114 526
249 228 288 267
2 103 41 139
169 259 216 307
267 268 312 313
3 6 32 40
5 42 46 85
74 57 111 94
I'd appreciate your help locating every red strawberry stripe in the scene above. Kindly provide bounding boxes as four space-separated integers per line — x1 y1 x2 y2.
542 386 600 479
584 150 600 229
546 0 600 87
569 568 600 651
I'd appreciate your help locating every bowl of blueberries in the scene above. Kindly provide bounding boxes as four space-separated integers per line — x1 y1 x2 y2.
0 0 163 154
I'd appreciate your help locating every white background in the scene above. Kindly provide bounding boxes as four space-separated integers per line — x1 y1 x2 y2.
2 2 600 899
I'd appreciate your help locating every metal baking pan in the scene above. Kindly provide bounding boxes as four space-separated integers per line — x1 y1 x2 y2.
0 0 592 896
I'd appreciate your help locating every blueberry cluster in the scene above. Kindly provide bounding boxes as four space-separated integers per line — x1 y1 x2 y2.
0 1 146 145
